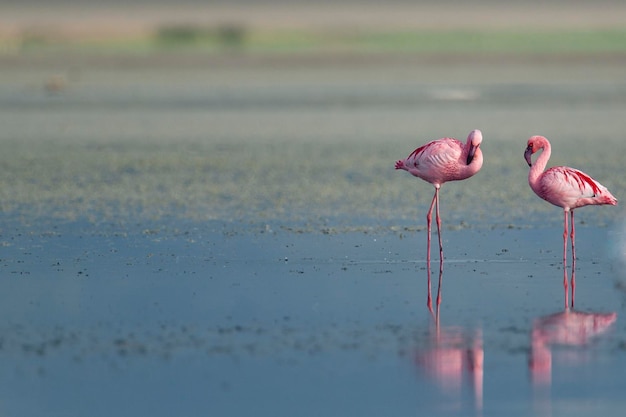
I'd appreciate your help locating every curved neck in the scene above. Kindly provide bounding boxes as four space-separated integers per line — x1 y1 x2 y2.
528 141 551 187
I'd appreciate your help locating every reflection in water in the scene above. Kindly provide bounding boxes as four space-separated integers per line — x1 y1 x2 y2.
416 262 484 412
416 258 617 416
529 308 617 385
530 266 617 416
565 254 577 309
536 263 617 385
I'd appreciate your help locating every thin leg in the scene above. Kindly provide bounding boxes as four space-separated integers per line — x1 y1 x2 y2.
426 261 434 316
434 262 442 327
570 210 576 309
570 210 576 263
426 190 437 265
435 187 444 263
435 258 443 309
563 267 569 310
563 211 569 309
570 263 576 310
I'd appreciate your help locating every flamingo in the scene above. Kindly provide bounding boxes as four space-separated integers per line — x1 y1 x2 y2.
395 129 483 266
524 135 617 307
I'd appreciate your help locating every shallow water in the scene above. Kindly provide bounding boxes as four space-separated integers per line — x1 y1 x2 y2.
0 221 625 416
1 54 626 415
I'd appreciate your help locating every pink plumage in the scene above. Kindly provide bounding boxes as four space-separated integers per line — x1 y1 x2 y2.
525 136 617 210
395 129 483 290
395 130 483 188
524 135 617 308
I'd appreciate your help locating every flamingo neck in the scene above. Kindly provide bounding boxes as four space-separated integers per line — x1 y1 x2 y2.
463 138 483 174
528 141 551 189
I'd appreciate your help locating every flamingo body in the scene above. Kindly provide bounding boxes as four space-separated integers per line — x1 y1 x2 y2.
525 135 617 215
395 129 483 283
533 167 613 210
524 135 617 307
395 131 483 188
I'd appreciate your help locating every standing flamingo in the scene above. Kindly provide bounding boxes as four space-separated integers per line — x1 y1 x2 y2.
395 129 483 268
524 135 617 307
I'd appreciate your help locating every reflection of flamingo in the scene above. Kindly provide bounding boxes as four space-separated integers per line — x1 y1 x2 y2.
416 264 483 411
416 326 483 410
524 135 617 307
529 308 617 385
528 265 617 417
396 130 483 267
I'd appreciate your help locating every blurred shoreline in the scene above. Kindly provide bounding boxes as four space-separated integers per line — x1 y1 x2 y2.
2 1 626 63
3 1 626 36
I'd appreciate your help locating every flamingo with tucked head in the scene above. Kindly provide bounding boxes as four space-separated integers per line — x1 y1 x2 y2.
395 130 483 268
524 135 617 307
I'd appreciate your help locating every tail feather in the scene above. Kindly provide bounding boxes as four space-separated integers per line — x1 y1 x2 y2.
395 160 405 170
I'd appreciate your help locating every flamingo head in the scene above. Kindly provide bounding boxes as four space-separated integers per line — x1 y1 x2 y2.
525 135 547 166
466 129 482 165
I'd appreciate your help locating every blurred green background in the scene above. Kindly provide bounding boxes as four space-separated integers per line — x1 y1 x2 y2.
3 0 626 56
1 0 625 229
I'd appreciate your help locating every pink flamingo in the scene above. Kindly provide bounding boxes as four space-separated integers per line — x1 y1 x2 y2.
395 130 483 266
524 135 617 307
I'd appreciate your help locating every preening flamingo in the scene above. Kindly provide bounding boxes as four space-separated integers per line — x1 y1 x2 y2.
395 130 483 265
524 135 617 307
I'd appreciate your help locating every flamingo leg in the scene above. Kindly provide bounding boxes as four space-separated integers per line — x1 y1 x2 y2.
563 210 569 309
426 261 434 316
435 259 443 309
426 190 438 265
570 210 576 263
571 210 576 308
426 187 444 313
435 187 444 263
433 264 442 328
570 263 576 310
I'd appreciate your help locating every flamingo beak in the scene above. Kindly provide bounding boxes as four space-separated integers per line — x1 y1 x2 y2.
466 145 477 165
524 146 533 166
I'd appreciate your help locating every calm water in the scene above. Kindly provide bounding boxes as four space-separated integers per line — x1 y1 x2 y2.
0 222 624 416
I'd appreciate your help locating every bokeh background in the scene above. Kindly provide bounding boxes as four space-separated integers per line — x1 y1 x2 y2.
2 0 626 229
